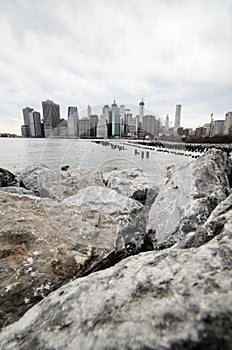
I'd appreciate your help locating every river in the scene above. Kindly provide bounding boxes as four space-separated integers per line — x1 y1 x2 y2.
0 138 189 186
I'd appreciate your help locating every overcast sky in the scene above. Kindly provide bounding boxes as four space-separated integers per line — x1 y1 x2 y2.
0 0 232 134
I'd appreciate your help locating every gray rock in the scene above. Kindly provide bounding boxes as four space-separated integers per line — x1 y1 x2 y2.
64 185 143 227
17 166 104 201
0 229 231 349
147 149 232 249
17 165 61 200
0 190 118 330
103 168 159 205
0 168 17 187
177 193 232 248
0 186 35 196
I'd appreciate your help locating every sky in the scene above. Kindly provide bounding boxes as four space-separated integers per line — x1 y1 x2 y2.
0 0 232 134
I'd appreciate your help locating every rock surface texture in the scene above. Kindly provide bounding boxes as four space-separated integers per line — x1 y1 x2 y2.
102 168 159 205
147 149 232 249
0 168 17 187
0 149 232 349
0 190 118 329
17 165 104 200
0 229 231 350
64 185 143 226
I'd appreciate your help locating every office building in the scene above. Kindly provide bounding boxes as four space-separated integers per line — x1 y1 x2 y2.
90 115 98 137
79 118 90 137
111 100 120 137
139 99 145 124
29 111 42 137
21 107 42 137
224 112 232 135
165 114 170 133
87 105 91 119
174 104 181 132
143 115 160 137
42 100 61 137
23 107 33 126
97 115 108 138
21 125 29 137
67 106 79 137
213 120 224 136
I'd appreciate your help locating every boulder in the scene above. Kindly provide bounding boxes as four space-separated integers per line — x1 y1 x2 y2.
0 229 231 349
177 193 232 248
102 168 159 205
17 166 104 200
147 149 232 249
0 168 17 187
64 185 143 227
0 190 118 329
17 165 61 200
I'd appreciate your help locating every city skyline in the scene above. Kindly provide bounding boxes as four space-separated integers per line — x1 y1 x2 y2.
0 0 232 134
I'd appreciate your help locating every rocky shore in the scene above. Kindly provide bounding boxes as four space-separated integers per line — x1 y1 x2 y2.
0 149 232 349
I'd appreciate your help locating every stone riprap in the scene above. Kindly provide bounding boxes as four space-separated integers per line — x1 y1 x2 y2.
102 168 159 205
0 190 118 329
147 149 232 249
0 148 231 349
0 228 231 349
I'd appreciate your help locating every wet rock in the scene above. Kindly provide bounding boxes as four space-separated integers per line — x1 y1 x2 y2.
0 168 17 187
102 168 159 205
0 230 231 349
147 149 232 249
0 191 118 329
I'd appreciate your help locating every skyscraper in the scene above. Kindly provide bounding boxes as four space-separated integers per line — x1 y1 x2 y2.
23 107 33 126
21 107 42 137
97 115 108 138
139 99 145 124
111 100 120 137
67 106 79 137
143 115 160 137
224 112 232 135
90 115 98 137
165 114 170 133
174 104 181 132
42 100 61 137
87 105 91 119
29 111 42 137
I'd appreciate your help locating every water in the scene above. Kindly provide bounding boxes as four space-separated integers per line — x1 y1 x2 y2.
0 138 189 186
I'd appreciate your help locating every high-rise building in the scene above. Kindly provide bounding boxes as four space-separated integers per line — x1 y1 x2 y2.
174 104 181 132
67 106 79 137
111 100 120 137
21 107 42 137
143 115 160 137
139 99 145 124
213 120 224 136
87 105 91 119
224 112 232 135
42 100 61 137
97 115 108 138
79 118 90 138
23 107 33 126
29 111 42 137
90 115 98 137
165 114 170 133
103 105 110 123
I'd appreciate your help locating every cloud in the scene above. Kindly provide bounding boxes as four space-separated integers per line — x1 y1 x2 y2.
0 0 232 133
